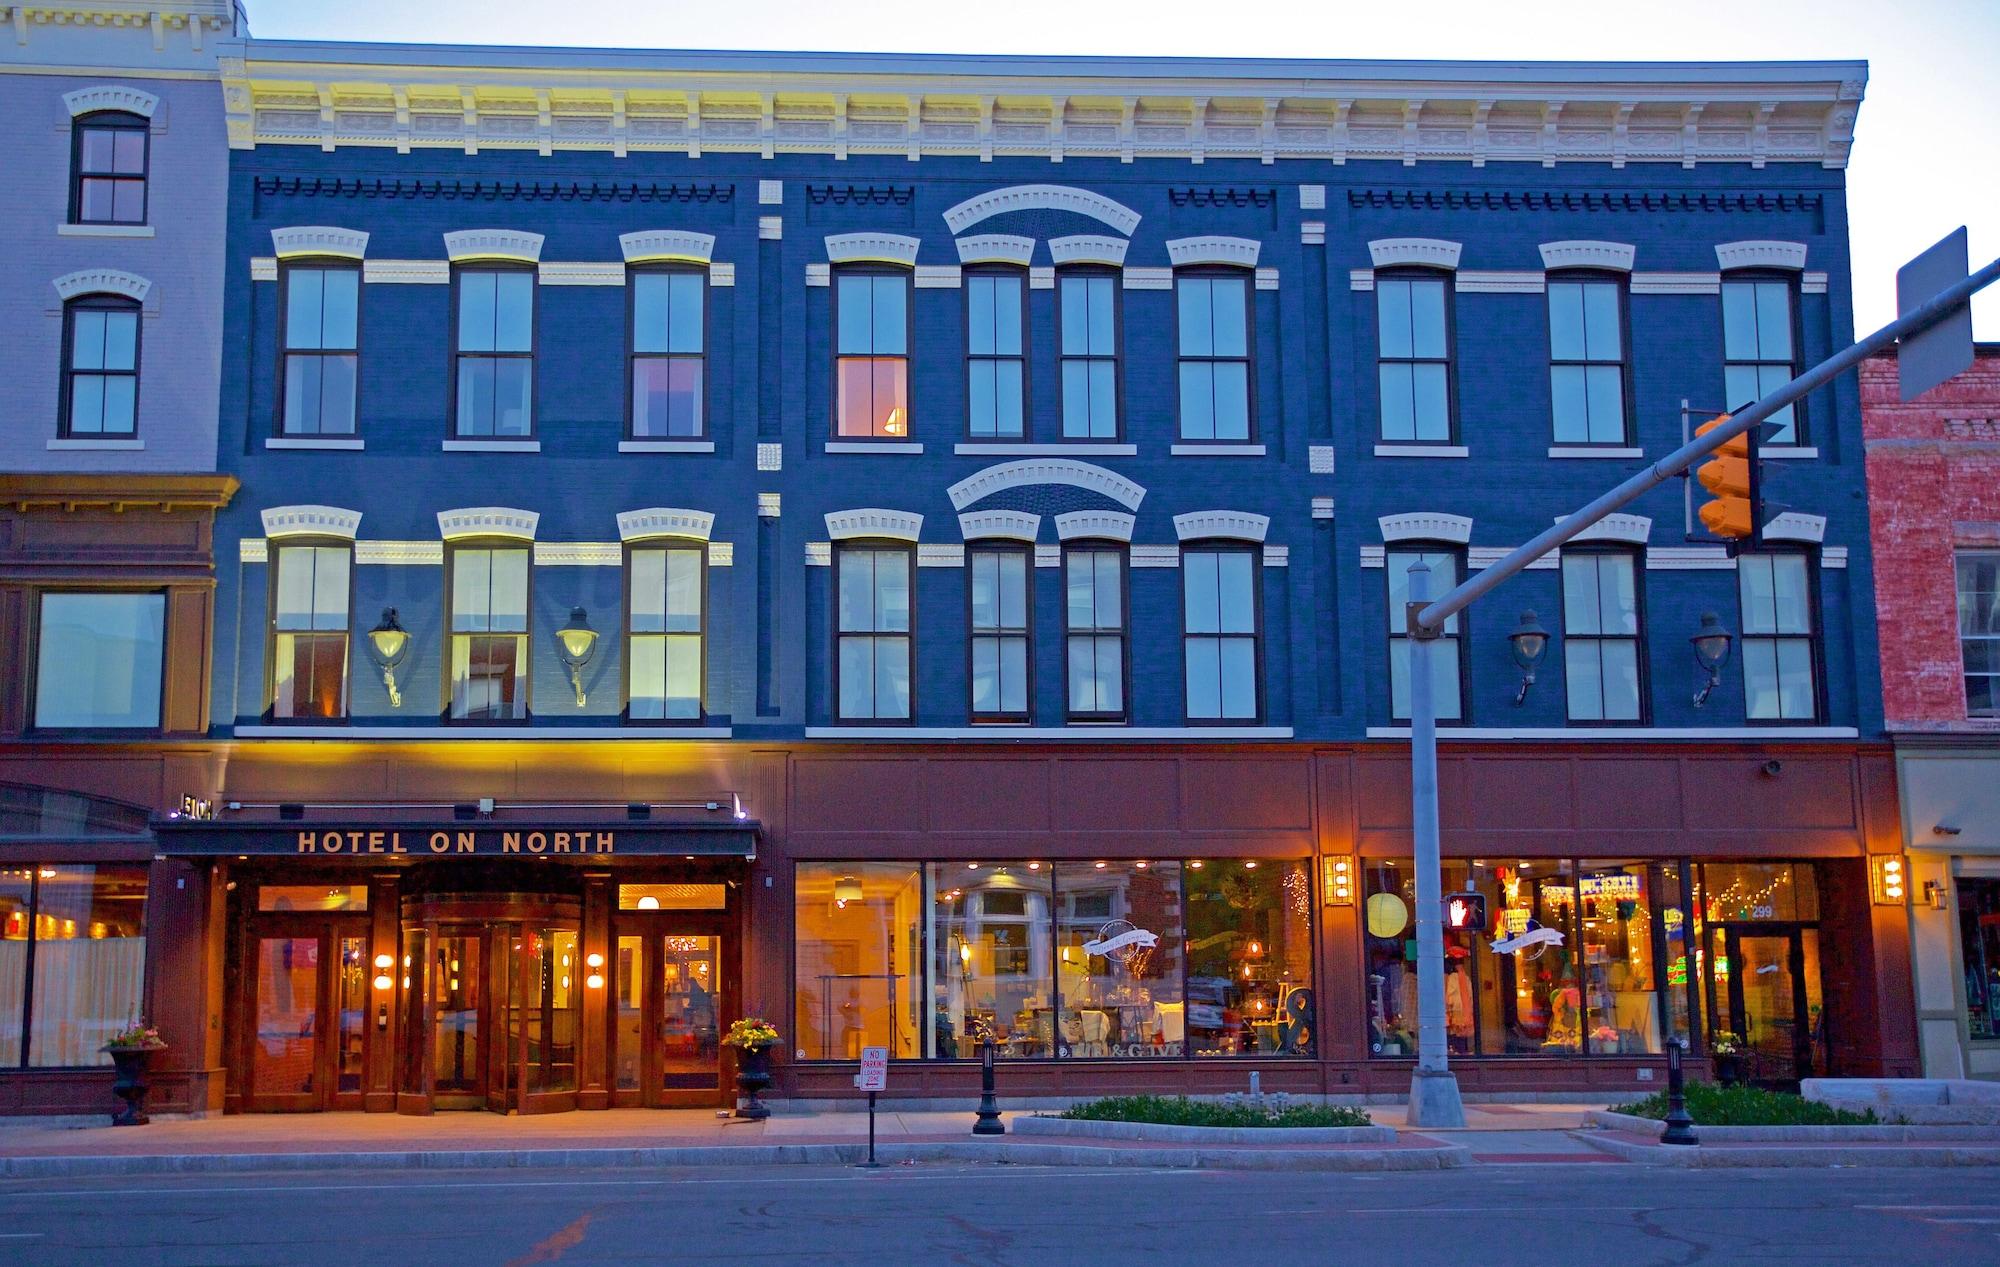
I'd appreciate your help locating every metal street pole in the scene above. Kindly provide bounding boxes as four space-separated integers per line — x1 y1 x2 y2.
1404 559 1462 1127
1395 245 1998 1128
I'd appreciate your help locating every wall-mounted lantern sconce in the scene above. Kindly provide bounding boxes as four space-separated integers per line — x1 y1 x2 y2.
1506 610 1551 706
1322 856 1355 906
1924 880 1948 911
1870 855 1907 906
556 606 599 707
366 608 411 708
1690 611 1734 708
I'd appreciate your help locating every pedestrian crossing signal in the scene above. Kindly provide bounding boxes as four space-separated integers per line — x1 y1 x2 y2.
1444 892 1487 933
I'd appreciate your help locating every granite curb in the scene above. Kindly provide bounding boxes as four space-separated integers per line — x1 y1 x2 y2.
1587 1110 2000 1142
0 1138 1469 1178
1012 1117 1397 1145
1576 1130 2000 1168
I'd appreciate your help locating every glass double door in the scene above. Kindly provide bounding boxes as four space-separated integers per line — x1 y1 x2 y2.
242 919 370 1112
405 918 582 1114
612 925 728 1106
1711 924 1825 1087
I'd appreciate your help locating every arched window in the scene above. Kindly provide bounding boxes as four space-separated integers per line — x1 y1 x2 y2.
69 110 149 226
61 295 141 438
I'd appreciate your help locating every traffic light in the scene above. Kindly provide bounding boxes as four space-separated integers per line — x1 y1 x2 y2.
1694 414 1761 549
1443 892 1487 934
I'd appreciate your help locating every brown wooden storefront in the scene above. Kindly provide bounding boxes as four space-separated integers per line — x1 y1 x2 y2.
0 737 1921 1116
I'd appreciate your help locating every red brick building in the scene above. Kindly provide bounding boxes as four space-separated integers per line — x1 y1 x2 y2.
1863 346 2000 1079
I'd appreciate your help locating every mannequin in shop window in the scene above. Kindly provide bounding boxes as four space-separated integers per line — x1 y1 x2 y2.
1445 949 1474 1054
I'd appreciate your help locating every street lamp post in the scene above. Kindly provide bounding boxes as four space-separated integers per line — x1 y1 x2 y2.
1403 559 1466 1128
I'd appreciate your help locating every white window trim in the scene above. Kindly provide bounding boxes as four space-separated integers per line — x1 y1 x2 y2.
1054 512 1135 543
272 227 369 260
1715 240 1807 271
437 507 539 541
1173 511 1270 543
957 510 1041 542
443 230 545 264
954 234 1035 267
943 185 1142 235
619 230 715 264
261 505 362 540
826 509 922 542
1368 238 1462 270
1380 513 1472 545
1166 236 1261 268
617 509 714 542
1048 235 1129 267
63 86 158 118
1539 240 1636 272
946 458 1146 512
825 233 919 266
52 268 150 304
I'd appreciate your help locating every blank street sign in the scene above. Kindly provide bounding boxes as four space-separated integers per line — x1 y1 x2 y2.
1898 226 1975 402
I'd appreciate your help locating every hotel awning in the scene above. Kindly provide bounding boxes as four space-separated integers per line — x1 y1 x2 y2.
149 818 758 860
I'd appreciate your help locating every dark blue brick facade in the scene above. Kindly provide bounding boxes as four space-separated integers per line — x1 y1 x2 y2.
211 145 1881 739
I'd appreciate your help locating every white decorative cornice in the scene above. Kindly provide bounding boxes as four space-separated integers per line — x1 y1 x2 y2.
1763 511 1827 544
272 227 369 260
1369 239 1462 270
1173 511 1270 543
538 262 623 286
52 269 150 303
1048 236 1129 267
957 510 1041 542
947 459 1146 512
532 542 621 566
1054 511 1135 543
261 505 362 540
954 235 1035 267
1539 240 1635 272
617 508 715 542
443 230 545 264
825 233 919 266
1715 240 1807 272
1166 236 1261 269
943 185 1141 235
63 86 160 119
364 260 451 284
1380 512 1473 545
437 507 539 540
354 541 445 565
826 509 923 542
1559 512 1652 545
620 230 716 264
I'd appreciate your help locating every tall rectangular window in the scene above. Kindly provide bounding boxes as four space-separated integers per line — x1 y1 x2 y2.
1 865 148 1068
69 112 148 225
449 546 529 720
1387 549 1462 721
1176 273 1251 441
1377 274 1453 442
965 271 1025 440
454 269 534 438
1958 551 2000 717
836 545 912 721
969 546 1029 721
281 265 360 437
271 544 351 720
627 544 704 720
1059 272 1118 439
629 268 705 438
61 297 140 437
1562 551 1642 722
33 592 164 730
835 270 910 439
1183 546 1259 721
1738 551 1817 720
1722 277 1801 445
1548 275 1628 445
793 863 924 1060
1065 545 1125 721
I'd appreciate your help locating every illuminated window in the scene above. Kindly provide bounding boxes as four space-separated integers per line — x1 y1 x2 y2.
629 267 705 438
270 543 351 720
834 269 910 438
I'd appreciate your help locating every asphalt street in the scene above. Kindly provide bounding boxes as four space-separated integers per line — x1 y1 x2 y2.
3 1162 1998 1266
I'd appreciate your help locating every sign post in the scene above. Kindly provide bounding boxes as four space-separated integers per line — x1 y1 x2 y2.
855 1046 887 1167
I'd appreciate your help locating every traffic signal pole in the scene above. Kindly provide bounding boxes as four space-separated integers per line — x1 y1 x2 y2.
1398 249 1999 1128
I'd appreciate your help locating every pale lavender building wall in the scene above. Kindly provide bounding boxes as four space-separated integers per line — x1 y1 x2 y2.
0 2 239 474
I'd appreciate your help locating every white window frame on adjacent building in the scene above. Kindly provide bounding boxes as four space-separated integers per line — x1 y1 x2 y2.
1957 550 2000 718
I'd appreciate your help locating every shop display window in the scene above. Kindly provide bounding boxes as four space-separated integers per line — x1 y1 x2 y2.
793 858 1315 1063
1054 862 1184 1058
793 863 923 1060
1185 860 1313 1057
1701 862 1818 923
1365 858 1704 1060
929 863 1056 1058
0 864 147 1067
1960 878 2000 1042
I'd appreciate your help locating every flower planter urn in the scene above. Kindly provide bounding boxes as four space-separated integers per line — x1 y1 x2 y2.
104 1044 164 1126
1712 1052 1745 1088
733 1046 773 1120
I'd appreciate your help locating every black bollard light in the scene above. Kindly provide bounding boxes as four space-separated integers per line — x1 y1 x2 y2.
1659 1037 1698 1146
973 1033 1006 1135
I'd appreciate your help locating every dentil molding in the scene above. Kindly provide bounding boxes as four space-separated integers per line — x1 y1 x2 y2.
261 505 362 540
617 508 715 541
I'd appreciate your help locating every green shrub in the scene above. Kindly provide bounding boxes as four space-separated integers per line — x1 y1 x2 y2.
1612 1082 1879 1126
1056 1094 1372 1129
